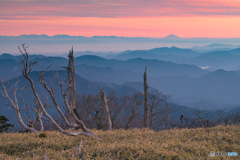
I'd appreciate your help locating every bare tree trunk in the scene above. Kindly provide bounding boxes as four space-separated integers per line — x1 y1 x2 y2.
100 86 112 130
143 66 149 128
180 113 184 128
66 47 76 127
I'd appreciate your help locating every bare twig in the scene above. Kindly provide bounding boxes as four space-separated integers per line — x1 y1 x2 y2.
76 139 82 156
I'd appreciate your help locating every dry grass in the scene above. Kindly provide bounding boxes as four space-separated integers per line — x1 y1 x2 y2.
0 125 239 160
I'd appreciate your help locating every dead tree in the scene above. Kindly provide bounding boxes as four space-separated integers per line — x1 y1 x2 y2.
63 47 76 127
75 91 143 130
0 78 38 133
122 92 143 130
148 89 167 129
0 44 97 137
147 89 174 131
107 91 123 129
100 86 111 130
180 113 184 127
193 108 225 128
75 94 103 129
143 66 149 128
155 102 174 130
223 112 240 125
23 97 42 132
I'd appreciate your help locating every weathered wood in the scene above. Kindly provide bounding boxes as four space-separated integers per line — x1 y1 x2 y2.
100 86 112 130
76 139 84 159
76 139 82 155
2 44 98 138
0 78 37 133
66 47 76 127
143 66 149 128
81 149 85 160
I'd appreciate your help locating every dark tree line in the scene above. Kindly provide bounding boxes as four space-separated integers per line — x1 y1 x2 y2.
170 108 240 129
55 89 174 131
40 89 174 131
67 89 240 131
75 91 143 130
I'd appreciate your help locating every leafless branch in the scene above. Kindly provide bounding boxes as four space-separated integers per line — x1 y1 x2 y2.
0 77 37 133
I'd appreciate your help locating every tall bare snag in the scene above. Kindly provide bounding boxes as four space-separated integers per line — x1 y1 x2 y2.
100 86 112 130
63 47 76 127
143 66 149 128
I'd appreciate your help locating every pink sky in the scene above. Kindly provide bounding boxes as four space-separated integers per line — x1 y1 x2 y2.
1 0 240 38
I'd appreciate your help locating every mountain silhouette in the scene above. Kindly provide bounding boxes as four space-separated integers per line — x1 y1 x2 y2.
163 34 181 39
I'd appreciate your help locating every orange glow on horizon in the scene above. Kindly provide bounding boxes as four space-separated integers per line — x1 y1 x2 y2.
1 16 240 38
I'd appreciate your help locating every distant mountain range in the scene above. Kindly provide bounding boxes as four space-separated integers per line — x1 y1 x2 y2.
2 45 240 120
3 45 240 72
179 50 240 71
191 44 240 53
160 69 240 105
107 47 200 61
74 55 208 78
2 34 240 53
0 54 68 79
0 52 209 80
105 46 240 71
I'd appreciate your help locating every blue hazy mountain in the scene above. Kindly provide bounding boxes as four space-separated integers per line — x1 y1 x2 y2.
0 59 23 79
109 47 201 61
74 55 208 78
229 47 240 55
0 55 68 79
0 53 208 82
156 69 240 105
162 34 181 40
191 44 240 53
0 53 46 61
2 52 240 112
179 50 240 70
30 57 68 67
74 64 143 84
61 51 113 58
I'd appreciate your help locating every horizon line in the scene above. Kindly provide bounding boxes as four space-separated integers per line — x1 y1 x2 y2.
1 34 240 39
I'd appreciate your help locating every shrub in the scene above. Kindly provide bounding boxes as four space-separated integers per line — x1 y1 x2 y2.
39 133 47 138
0 115 14 133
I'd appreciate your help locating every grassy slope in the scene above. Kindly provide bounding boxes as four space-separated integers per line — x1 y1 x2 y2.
0 125 239 160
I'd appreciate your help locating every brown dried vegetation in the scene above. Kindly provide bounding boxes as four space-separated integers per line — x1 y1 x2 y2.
0 125 239 159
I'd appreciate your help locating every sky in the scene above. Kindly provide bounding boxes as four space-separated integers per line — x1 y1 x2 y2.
1 0 240 38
